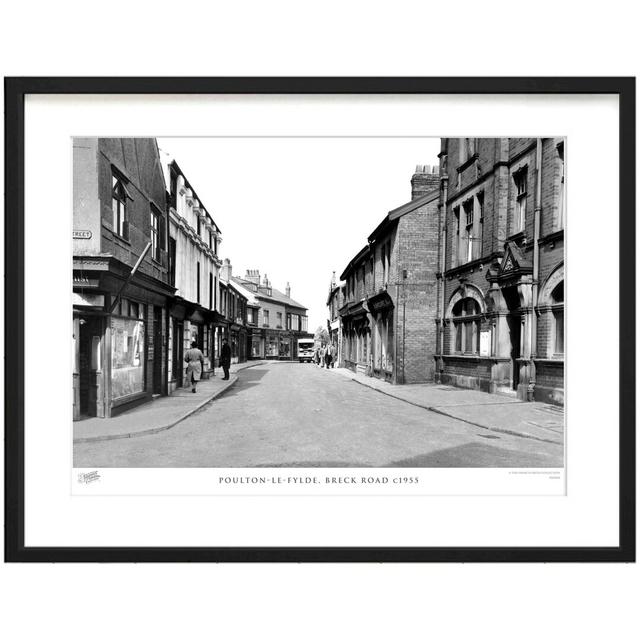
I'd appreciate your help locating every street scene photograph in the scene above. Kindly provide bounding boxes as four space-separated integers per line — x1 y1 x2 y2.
72 136 565 469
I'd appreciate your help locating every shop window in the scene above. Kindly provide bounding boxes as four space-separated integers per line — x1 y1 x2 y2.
513 168 528 234
111 172 131 240
110 316 145 399
452 297 481 354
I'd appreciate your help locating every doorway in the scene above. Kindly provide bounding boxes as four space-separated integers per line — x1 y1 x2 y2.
172 318 183 388
502 286 521 391
78 315 103 417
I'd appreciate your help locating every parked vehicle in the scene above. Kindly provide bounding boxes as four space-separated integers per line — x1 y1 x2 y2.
297 338 314 363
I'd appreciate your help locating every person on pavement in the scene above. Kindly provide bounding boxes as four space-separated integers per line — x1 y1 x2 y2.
220 338 232 380
319 343 326 368
184 340 205 393
325 343 333 369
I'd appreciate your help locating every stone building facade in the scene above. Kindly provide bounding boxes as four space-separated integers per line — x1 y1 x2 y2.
164 159 224 393
435 138 565 405
73 138 174 418
339 165 441 383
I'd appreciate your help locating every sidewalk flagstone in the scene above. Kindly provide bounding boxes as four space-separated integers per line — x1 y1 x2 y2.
73 361 266 444
326 365 564 445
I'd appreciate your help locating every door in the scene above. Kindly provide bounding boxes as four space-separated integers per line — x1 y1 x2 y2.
78 315 103 417
172 318 183 388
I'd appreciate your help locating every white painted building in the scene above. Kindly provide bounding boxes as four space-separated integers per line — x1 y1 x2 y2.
162 158 224 392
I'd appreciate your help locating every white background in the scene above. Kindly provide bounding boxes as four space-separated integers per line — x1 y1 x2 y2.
1 2 638 639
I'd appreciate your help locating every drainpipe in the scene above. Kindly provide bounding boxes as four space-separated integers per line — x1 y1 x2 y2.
439 171 449 372
530 138 542 398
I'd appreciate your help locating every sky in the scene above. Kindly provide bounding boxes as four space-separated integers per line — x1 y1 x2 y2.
157 137 441 332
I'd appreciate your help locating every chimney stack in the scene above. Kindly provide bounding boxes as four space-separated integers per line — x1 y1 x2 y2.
411 164 440 200
244 269 260 285
285 282 291 297
221 258 232 281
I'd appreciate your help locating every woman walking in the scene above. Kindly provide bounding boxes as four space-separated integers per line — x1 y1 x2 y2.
184 340 205 393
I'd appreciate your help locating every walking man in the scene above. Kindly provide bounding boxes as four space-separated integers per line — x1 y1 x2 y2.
184 340 205 393
220 338 231 380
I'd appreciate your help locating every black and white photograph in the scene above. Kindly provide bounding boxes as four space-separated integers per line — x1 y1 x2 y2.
72 136 565 471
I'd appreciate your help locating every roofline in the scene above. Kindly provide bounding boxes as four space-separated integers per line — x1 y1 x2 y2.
367 188 440 244
339 244 370 280
169 159 222 234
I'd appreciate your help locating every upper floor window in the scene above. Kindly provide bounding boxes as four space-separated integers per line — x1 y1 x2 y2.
513 168 528 233
459 138 476 165
112 173 130 240
196 262 201 304
263 309 270 327
557 142 565 230
150 205 164 261
276 311 283 328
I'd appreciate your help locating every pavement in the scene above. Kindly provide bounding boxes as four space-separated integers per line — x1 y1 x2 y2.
73 360 267 443
74 361 564 468
326 365 564 445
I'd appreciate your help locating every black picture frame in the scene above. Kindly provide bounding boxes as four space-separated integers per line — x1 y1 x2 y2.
4 77 635 563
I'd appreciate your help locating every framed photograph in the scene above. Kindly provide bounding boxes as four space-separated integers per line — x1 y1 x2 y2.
4 77 635 562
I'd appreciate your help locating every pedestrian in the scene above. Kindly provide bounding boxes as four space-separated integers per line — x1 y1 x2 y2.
325 343 332 369
319 343 326 368
326 343 335 368
184 340 205 393
220 338 232 380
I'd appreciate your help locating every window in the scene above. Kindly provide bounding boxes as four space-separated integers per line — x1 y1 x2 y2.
168 237 176 286
209 272 213 310
209 230 213 249
276 312 282 328
513 168 528 233
150 205 163 261
111 173 130 239
557 142 565 230
452 297 481 354
551 281 564 355
287 313 292 330
463 199 475 263
263 309 270 327
196 262 201 304
197 215 201 236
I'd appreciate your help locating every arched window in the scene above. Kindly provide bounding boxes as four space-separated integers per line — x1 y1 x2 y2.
551 281 564 355
452 298 481 354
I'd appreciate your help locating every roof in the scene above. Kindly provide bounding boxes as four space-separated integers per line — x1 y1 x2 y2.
232 276 308 311
163 158 221 234
339 244 370 281
368 188 439 244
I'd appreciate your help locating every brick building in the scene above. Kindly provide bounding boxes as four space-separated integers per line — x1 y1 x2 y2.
235 270 311 359
338 165 441 383
435 138 565 405
219 259 249 364
73 138 174 418
164 159 224 392
326 272 346 364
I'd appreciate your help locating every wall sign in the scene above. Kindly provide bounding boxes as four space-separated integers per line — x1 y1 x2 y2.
73 230 92 239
